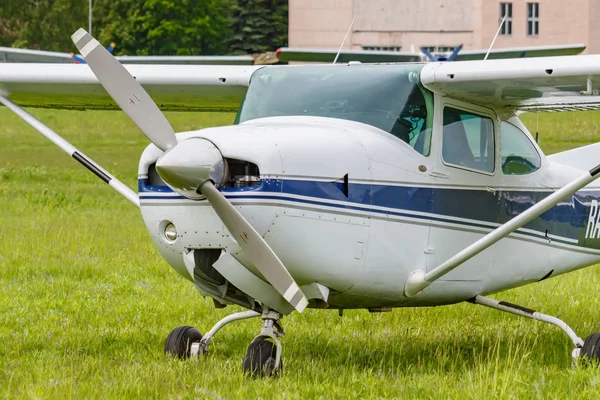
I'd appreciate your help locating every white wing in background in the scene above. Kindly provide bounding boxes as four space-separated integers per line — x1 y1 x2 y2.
275 47 422 63
0 46 257 65
454 43 585 61
114 55 254 65
0 46 74 63
276 44 585 64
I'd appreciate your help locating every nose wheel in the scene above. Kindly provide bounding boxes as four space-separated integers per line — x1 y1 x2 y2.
164 307 284 377
243 337 281 378
242 309 284 378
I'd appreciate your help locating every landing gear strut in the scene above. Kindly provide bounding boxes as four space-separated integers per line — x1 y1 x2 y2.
470 295 600 363
164 306 285 377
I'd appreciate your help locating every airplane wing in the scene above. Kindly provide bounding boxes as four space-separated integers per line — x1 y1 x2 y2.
0 63 262 112
454 44 586 61
275 47 421 63
114 55 255 65
420 54 600 112
0 46 74 63
0 46 267 65
276 44 585 64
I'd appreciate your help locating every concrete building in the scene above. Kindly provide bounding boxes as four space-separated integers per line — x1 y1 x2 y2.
289 0 599 54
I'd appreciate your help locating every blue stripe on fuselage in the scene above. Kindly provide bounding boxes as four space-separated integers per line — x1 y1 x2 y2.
138 178 600 249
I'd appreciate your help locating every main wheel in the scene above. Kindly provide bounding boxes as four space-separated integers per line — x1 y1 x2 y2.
581 332 600 363
164 326 203 359
242 337 281 378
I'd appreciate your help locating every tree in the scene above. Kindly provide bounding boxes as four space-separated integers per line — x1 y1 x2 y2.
0 0 88 51
0 0 289 56
96 0 233 56
228 0 288 54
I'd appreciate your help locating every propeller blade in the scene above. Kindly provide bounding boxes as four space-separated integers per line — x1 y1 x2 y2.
71 28 177 152
420 47 436 62
448 43 463 61
199 181 308 313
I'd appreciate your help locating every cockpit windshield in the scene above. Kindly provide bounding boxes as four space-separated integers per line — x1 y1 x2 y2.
236 64 434 155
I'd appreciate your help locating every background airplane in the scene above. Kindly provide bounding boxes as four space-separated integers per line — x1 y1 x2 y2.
0 45 277 65
420 44 463 62
275 43 586 63
1 43 585 66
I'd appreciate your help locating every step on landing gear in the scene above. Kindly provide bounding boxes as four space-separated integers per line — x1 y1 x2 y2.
164 307 284 377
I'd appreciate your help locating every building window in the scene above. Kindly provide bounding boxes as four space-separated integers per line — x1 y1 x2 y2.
527 3 539 36
500 3 512 35
421 46 455 53
362 46 402 52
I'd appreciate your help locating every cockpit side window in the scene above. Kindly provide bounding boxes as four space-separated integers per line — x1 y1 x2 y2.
390 84 433 156
500 121 541 175
442 107 495 174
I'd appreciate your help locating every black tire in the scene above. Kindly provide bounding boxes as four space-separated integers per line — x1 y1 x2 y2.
242 337 281 378
581 332 600 363
164 326 203 359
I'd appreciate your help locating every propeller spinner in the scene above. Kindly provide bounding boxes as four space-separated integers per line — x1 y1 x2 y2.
71 28 308 312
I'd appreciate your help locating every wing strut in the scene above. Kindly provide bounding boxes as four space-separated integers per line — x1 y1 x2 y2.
404 166 600 297
0 95 139 207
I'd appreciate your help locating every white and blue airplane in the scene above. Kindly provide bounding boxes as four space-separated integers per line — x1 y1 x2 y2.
3 29 600 377
275 43 586 63
0 44 259 65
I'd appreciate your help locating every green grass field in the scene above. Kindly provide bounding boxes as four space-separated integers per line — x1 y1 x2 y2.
2 108 600 399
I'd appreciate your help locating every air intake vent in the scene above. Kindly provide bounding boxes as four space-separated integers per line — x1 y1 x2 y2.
192 249 225 286
148 163 167 187
223 158 260 188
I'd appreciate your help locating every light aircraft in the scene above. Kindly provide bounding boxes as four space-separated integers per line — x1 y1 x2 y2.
275 43 586 63
420 44 464 62
3 28 600 377
0 44 273 65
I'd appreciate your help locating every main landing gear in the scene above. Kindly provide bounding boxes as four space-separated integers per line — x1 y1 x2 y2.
164 307 285 378
471 295 600 363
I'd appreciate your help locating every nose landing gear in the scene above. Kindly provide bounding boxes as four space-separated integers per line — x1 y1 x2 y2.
243 309 284 378
164 306 285 378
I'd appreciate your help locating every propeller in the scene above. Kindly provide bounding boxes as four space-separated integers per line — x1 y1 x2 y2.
199 181 308 312
71 28 177 152
71 42 116 64
72 28 308 312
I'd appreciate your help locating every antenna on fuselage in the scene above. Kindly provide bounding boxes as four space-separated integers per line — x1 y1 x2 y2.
333 16 356 64
483 15 507 61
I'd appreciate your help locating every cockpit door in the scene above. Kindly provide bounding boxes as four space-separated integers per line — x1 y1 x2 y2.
425 96 502 281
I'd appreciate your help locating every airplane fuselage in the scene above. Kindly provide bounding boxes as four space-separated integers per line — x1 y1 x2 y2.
137 115 600 312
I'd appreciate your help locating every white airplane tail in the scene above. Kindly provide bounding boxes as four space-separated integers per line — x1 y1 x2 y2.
547 142 600 172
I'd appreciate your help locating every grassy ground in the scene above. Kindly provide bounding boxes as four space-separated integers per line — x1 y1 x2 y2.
2 108 600 398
